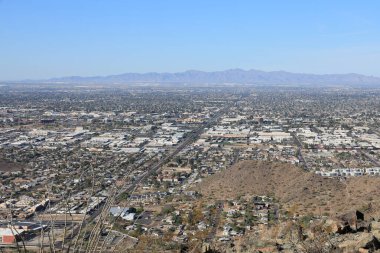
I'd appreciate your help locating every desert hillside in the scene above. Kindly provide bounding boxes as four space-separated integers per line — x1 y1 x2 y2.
197 160 380 216
0 158 23 172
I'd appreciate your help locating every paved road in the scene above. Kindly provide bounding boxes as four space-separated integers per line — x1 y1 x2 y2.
118 107 228 198
291 132 309 170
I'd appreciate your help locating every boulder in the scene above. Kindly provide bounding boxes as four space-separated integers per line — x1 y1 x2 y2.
363 236 380 251
338 233 380 251
372 230 380 239
337 210 365 233
325 218 355 234
371 221 380 231
357 220 371 232
325 219 340 233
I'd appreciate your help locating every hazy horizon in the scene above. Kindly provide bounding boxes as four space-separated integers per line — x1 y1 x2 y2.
1 0 380 80
4 68 380 82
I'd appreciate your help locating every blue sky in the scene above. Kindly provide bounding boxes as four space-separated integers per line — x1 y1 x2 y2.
1 0 380 80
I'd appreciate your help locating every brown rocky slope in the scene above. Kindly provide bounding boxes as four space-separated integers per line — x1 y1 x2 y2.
197 160 380 216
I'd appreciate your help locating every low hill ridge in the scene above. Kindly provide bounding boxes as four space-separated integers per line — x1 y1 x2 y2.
197 160 380 216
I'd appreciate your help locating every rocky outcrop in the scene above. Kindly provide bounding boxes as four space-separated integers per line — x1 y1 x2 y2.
371 221 380 231
327 215 380 253
335 210 369 234
332 232 379 252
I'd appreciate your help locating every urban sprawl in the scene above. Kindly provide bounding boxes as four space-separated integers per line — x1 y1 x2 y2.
0 84 380 252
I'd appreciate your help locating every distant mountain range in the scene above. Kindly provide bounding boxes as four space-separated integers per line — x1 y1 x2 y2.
22 69 380 86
